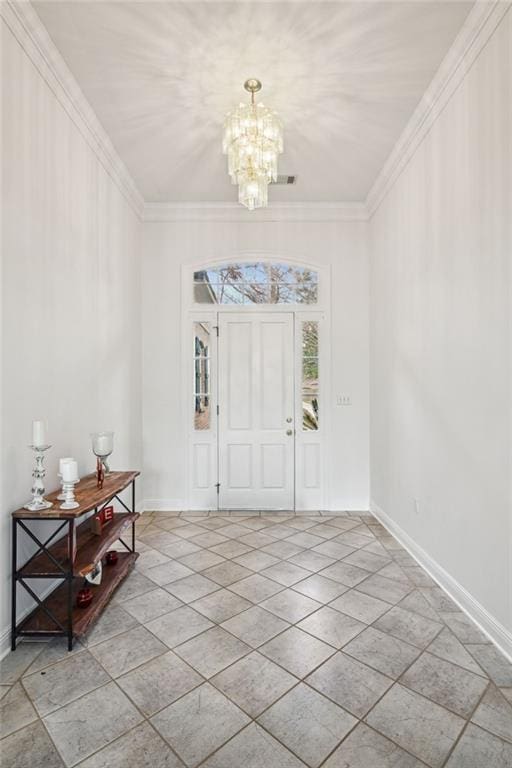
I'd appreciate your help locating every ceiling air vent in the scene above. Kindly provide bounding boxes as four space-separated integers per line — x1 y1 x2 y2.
270 175 297 185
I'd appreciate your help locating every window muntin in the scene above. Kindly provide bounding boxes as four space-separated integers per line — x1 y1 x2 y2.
302 321 319 430
194 322 211 430
194 262 318 305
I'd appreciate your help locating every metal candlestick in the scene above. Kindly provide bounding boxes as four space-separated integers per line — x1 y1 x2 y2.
59 478 80 510
24 445 53 511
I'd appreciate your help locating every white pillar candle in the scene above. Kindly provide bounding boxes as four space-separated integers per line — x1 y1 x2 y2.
61 459 78 482
32 420 46 447
59 457 74 475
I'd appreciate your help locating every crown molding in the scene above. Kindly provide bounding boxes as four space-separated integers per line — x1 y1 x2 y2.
366 0 511 218
1 0 145 218
143 201 369 223
6 0 508 225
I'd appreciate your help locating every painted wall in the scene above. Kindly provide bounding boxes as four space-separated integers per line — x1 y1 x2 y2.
369 11 511 632
1 18 142 651
142 219 369 511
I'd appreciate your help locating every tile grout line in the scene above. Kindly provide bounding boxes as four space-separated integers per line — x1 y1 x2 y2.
438 683 492 768
3 512 509 768
120 561 473 763
311 618 450 767
0 518 453 689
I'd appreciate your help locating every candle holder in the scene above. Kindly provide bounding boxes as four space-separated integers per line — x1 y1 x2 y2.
24 445 53 511
57 474 66 501
58 458 74 501
59 477 80 510
91 431 114 476
57 480 65 501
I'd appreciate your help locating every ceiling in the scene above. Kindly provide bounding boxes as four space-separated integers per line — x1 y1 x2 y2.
34 1 473 203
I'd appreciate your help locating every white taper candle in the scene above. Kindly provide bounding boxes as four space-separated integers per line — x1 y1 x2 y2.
32 420 46 447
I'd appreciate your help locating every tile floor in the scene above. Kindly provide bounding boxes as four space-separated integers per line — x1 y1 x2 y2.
2 511 512 768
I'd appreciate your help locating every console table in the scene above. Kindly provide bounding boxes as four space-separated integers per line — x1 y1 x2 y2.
11 470 140 651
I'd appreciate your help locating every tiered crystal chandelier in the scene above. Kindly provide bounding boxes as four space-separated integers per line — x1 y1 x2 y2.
223 79 283 211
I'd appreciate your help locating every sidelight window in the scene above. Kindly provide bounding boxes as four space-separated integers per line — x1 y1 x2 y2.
194 322 211 430
302 321 319 430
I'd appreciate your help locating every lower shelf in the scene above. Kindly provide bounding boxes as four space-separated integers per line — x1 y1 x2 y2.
18 551 138 638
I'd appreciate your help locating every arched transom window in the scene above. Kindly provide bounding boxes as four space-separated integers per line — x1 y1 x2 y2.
193 262 318 305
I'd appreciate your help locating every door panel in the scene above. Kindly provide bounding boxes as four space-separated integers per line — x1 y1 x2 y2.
227 322 253 430
193 444 211 489
261 444 286 488
303 443 320 489
227 444 252 488
219 313 294 509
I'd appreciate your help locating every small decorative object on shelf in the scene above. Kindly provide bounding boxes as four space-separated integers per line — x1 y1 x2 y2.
90 505 114 535
85 561 102 586
76 586 93 609
91 511 102 535
105 550 118 566
58 457 75 501
96 457 104 489
59 460 80 510
24 420 53 511
91 431 114 475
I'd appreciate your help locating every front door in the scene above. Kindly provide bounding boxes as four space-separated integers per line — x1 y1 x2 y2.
218 312 295 509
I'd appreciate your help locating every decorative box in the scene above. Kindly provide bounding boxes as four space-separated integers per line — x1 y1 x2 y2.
90 505 114 535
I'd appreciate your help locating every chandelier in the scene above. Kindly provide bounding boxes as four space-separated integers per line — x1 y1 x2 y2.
223 79 283 211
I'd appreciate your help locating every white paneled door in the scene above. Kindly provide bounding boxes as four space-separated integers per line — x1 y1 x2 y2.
218 313 295 509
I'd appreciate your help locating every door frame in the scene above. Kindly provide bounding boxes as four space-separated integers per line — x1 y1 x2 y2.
181 253 331 511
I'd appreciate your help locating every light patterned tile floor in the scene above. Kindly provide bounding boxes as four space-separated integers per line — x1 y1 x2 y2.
3 511 512 768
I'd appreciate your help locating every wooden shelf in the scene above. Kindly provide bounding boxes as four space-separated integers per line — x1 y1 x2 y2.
12 469 140 651
12 471 140 519
19 552 138 638
20 512 138 578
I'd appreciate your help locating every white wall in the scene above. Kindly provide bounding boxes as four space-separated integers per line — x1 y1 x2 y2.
6 0 509 670
1 17 142 652
370 9 511 636
142 218 369 511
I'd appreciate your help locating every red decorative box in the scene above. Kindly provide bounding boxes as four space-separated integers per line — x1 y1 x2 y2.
91 505 114 535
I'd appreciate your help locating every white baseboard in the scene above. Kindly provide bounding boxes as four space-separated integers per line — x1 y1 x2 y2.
139 499 186 512
370 500 512 663
139 500 370 514
1 628 13 660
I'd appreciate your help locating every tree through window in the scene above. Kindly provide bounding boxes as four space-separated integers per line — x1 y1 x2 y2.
194 262 318 305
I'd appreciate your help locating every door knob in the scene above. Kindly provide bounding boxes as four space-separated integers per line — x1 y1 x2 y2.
286 429 293 436
286 417 292 423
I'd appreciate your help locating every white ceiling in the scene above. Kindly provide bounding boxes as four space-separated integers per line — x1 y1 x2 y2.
34 1 473 203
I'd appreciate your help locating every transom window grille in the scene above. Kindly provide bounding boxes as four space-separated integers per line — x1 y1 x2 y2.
194 322 211 430
302 321 319 430
194 262 318 305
